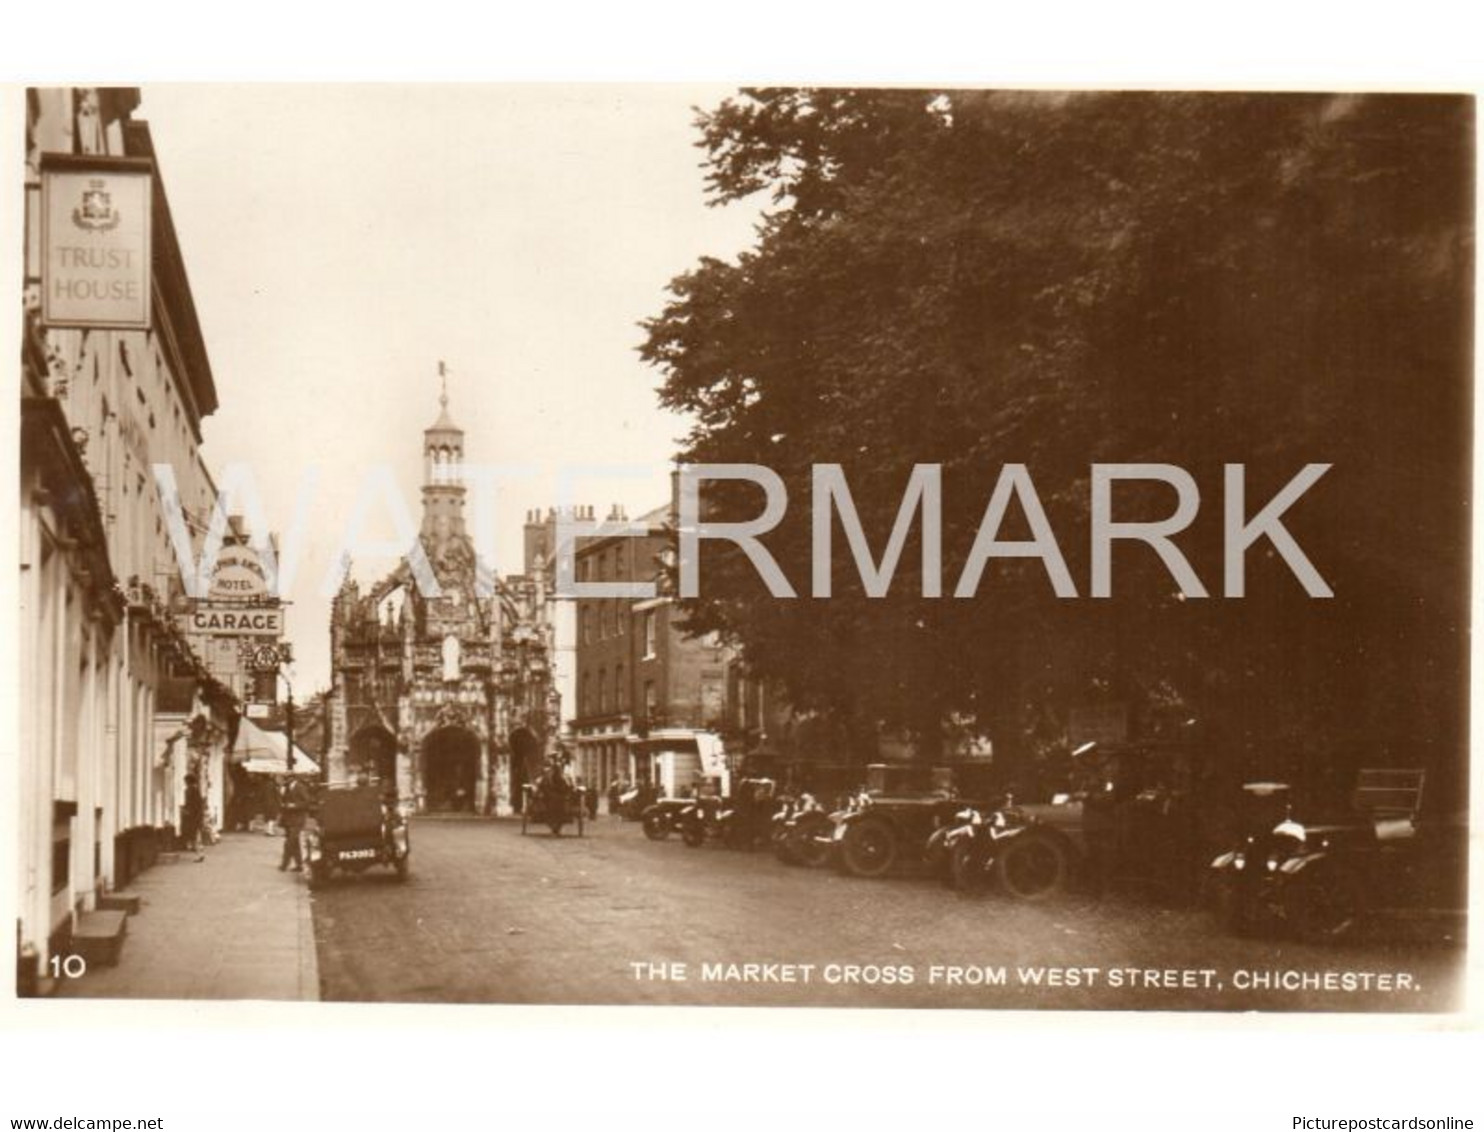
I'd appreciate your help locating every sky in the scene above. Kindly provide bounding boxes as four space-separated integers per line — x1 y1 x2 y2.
137 85 768 693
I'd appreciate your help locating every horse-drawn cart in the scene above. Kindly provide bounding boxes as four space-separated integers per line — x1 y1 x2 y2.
521 764 586 837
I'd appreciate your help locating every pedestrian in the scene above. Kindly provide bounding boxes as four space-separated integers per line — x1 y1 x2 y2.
262 776 281 836
181 772 206 862
279 775 310 872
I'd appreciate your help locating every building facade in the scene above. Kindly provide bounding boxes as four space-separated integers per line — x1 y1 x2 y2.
18 87 240 988
571 498 762 799
326 386 560 814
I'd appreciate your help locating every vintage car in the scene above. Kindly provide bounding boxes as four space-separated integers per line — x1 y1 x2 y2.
679 778 781 850
924 802 1023 891
521 766 586 837
1209 769 1464 942
771 792 838 867
938 744 1209 901
620 783 660 823
639 795 694 841
303 784 409 888
827 765 1002 879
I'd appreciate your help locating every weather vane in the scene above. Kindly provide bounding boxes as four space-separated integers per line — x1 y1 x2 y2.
438 359 449 409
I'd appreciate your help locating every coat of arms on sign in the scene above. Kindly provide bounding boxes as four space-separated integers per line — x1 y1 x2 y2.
72 178 121 232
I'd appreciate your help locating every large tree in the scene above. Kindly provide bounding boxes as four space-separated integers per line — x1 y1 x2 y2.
642 90 1472 802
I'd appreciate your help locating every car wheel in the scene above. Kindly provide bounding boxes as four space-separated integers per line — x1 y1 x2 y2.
794 815 837 869
839 819 898 878
643 811 672 841
681 819 706 848
1285 868 1364 942
772 825 800 865
995 834 1070 900
950 839 994 894
1208 872 1258 936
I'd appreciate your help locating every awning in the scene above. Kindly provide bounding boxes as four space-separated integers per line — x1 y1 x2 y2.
232 717 320 776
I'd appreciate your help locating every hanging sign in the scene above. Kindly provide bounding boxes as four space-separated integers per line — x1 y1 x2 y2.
180 605 284 637
41 154 153 329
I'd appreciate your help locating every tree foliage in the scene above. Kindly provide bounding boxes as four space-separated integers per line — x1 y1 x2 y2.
641 90 1472 800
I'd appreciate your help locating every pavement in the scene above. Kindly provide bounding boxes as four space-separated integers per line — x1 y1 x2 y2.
56 831 319 1001
311 815 1465 1012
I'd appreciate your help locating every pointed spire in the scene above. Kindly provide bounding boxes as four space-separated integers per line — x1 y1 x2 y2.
428 360 461 434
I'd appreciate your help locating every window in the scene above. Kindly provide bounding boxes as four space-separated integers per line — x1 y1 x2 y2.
614 664 625 709
582 606 592 643
643 681 657 719
643 610 658 659
598 669 608 713
581 671 591 714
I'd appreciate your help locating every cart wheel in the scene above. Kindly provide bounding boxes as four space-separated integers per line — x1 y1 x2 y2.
995 833 1070 900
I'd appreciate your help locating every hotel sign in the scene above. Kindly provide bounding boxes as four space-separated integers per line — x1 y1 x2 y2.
41 155 153 329
209 544 272 601
182 605 284 637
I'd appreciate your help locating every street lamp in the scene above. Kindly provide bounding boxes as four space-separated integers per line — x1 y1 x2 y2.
280 665 296 774
247 639 298 774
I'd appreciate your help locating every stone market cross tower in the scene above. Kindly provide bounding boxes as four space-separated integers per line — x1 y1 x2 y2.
326 377 558 813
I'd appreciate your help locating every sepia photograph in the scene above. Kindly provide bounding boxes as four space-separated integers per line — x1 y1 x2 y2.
11 82 1474 1020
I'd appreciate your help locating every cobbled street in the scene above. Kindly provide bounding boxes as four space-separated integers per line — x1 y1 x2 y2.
309 817 1464 1011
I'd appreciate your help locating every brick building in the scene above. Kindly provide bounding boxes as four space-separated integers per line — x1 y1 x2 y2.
571 498 762 801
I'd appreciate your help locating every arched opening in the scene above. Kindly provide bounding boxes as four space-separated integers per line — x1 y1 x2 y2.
421 726 480 812
348 725 398 790
509 727 542 813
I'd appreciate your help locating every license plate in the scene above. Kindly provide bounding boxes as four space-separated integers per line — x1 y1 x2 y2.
338 848 377 860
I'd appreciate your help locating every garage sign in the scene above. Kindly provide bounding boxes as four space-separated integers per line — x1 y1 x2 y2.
181 605 284 637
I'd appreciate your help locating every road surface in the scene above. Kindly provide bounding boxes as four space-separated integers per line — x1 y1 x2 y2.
309 816 1463 1011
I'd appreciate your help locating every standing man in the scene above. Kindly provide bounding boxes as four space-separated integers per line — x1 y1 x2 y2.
181 772 206 863
279 775 310 872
